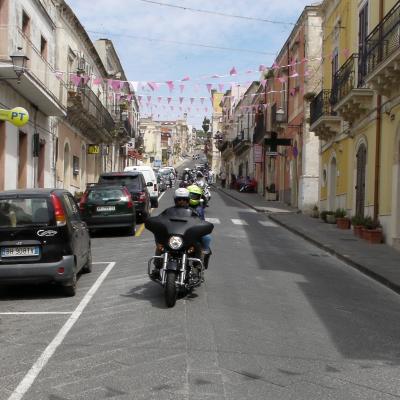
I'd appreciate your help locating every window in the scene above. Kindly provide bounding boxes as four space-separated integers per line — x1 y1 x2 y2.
40 35 47 60
22 11 30 36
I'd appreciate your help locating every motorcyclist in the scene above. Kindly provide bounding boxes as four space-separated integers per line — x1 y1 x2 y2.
181 168 191 181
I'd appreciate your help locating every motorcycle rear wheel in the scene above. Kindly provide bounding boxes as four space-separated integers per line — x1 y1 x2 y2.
165 271 177 308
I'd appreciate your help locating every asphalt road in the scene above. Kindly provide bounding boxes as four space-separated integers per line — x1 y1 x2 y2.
2 159 400 399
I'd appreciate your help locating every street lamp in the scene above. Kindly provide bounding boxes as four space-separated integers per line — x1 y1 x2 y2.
275 107 286 123
10 47 29 83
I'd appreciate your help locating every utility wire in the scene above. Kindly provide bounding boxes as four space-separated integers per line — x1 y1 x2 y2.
87 30 276 55
136 0 296 26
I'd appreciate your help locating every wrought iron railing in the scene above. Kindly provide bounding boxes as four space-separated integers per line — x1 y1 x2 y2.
310 90 336 125
68 83 114 133
366 1 400 76
331 54 359 106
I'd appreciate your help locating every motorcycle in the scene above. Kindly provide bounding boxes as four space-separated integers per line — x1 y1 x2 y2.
204 185 211 202
145 210 214 307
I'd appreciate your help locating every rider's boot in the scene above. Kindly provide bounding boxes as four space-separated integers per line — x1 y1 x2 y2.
203 249 212 270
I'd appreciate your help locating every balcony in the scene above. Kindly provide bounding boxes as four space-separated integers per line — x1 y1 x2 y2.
0 27 66 116
110 103 133 142
365 1 400 97
310 90 342 141
233 129 251 155
253 113 265 143
67 83 115 143
221 140 234 159
331 54 374 125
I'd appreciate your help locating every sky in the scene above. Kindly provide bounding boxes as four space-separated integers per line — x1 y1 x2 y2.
67 0 315 128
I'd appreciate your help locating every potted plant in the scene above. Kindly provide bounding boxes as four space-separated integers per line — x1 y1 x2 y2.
351 215 365 237
320 210 329 222
326 211 336 224
335 208 350 229
311 204 319 218
362 217 383 244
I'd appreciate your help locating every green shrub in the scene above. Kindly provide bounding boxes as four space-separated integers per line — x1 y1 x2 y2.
320 210 328 222
334 208 347 218
351 215 364 226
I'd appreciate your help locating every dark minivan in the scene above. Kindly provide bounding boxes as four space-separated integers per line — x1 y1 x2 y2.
98 172 151 222
79 185 136 235
0 189 92 296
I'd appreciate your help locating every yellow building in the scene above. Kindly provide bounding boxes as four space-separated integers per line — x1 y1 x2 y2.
310 0 400 249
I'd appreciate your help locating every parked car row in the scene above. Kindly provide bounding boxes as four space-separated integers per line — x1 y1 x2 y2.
0 165 168 297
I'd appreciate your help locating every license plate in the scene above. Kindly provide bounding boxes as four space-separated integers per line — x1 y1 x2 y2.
1 246 40 258
97 206 115 212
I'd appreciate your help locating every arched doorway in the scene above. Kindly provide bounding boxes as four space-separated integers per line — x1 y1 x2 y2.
328 157 337 210
355 143 367 217
63 142 70 190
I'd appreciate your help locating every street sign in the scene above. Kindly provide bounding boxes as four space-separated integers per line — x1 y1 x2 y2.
0 107 29 127
87 144 100 154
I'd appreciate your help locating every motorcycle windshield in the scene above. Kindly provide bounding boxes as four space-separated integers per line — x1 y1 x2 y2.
145 211 213 246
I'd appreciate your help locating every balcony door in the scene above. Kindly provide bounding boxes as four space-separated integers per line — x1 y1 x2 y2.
358 2 369 86
18 132 28 189
356 144 367 217
37 142 45 188
63 142 70 190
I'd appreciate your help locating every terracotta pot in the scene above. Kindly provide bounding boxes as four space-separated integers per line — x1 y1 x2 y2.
336 217 351 229
362 228 383 244
353 225 363 237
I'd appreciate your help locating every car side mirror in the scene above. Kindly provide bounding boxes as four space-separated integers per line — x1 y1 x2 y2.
147 182 153 187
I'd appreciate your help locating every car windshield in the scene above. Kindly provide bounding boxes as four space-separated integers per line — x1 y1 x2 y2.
0 197 51 228
99 175 141 190
88 188 126 202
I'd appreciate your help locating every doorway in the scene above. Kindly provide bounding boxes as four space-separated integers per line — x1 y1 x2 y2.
356 143 367 217
38 142 45 188
18 132 28 189
328 157 337 210
63 142 70 190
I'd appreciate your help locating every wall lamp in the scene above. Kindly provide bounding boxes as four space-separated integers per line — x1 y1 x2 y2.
0 47 29 83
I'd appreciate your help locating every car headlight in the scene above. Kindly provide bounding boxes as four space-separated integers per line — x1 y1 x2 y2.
168 236 183 250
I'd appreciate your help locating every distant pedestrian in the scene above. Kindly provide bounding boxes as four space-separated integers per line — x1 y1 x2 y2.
220 171 226 188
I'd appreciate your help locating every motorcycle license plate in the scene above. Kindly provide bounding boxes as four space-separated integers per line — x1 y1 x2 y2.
1 246 40 258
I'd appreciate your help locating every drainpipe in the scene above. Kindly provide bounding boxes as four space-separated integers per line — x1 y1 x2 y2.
374 0 384 222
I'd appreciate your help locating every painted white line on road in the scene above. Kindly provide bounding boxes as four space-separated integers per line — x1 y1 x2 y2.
0 312 73 315
259 221 279 227
205 218 220 224
8 261 117 400
231 219 248 226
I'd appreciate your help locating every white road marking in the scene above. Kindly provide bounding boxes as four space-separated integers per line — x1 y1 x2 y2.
231 219 248 225
205 218 220 224
8 261 117 400
259 220 279 227
0 312 73 315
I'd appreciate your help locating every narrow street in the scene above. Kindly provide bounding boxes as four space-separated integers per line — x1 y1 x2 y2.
1 162 400 400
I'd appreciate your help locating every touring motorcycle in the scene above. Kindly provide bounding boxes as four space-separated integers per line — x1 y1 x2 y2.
145 209 214 307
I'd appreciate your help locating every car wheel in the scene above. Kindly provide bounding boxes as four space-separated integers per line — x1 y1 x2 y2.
63 271 77 297
82 248 92 273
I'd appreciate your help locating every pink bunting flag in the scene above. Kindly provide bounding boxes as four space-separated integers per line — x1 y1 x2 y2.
82 75 90 85
200 98 205 104
289 71 299 78
278 76 286 83
148 82 156 91
218 84 224 92
304 69 310 77
260 79 267 88
259 64 266 72
206 84 212 93
272 62 279 70
301 58 309 64
147 95 152 102
246 70 253 74
158 96 162 103
263 104 268 111
179 97 184 104
126 94 132 101
179 84 185 93
92 76 102 86
181 76 190 81
229 66 237 76
190 98 195 104
111 80 121 91
70 74 81 87
167 97 172 104
165 81 174 92
211 74 221 79
290 88 296 96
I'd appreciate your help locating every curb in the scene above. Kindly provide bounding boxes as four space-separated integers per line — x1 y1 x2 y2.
217 186 400 295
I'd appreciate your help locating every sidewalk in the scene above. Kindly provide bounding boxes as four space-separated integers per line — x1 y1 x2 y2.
216 185 400 295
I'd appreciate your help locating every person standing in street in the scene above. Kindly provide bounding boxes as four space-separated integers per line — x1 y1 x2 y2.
220 171 226 188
